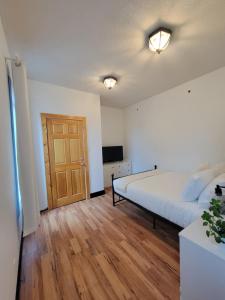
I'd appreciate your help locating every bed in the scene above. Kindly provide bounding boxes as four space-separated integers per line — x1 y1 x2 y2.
112 167 204 228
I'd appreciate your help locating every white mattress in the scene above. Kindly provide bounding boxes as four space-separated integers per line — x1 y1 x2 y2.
114 171 203 228
113 169 160 193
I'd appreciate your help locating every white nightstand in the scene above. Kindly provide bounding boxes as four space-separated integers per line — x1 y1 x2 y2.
179 218 225 300
103 161 132 187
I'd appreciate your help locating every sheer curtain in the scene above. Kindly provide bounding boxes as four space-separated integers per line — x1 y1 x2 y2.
8 61 38 236
7 69 23 237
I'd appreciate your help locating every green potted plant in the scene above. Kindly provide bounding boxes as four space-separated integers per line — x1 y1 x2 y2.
202 199 225 244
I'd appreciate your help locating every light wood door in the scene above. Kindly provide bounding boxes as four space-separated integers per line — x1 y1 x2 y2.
45 115 89 208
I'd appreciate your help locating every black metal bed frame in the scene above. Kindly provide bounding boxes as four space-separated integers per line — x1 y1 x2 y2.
111 165 181 230
215 185 225 196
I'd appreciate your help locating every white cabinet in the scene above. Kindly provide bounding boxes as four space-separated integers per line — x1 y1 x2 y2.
179 218 225 300
103 161 132 187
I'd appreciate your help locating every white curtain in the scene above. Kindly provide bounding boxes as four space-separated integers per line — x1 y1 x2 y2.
11 62 39 236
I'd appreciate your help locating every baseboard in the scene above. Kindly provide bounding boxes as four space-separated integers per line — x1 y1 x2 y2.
23 225 37 237
16 232 24 300
90 190 105 198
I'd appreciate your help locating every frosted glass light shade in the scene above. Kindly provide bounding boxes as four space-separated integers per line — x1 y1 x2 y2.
149 28 172 54
103 77 117 89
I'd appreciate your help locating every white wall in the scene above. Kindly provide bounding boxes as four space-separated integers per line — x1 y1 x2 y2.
28 80 104 210
101 105 125 148
0 18 21 300
125 66 225 173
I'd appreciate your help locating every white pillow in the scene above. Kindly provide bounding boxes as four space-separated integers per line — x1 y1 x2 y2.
198 173 225 208
182 169 216 202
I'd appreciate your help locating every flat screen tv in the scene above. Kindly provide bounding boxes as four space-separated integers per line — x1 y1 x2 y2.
102 146 123 163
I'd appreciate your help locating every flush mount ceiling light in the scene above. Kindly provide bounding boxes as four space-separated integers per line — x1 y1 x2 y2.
103 76 117 90
149 27 172 54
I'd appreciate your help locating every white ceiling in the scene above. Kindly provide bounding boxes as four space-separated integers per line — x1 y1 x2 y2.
1 0 225 107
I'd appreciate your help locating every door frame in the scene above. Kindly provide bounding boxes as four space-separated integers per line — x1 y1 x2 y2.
41 113 90 210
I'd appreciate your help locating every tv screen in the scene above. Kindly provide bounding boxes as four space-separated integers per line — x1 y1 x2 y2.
102 146 123 163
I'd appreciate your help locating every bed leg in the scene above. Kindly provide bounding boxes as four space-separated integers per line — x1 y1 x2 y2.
153 216 156 229
112 174 115 206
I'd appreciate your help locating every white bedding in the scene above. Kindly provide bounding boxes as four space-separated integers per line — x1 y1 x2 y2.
113 169 160 193
113 171 203 228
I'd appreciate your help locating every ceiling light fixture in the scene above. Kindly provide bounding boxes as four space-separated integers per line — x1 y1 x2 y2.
103 76 117 90
149 27 172 54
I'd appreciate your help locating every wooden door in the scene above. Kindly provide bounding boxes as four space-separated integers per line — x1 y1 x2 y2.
43 114 89 209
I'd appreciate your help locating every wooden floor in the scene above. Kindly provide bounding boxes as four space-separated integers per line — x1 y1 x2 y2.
19 190 180 300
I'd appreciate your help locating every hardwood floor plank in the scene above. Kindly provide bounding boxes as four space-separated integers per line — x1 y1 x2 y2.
95 252 131 300
19 189 180 300
142 239 179 272
102 236 166 300
70 237 82 254
41 254 61 300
